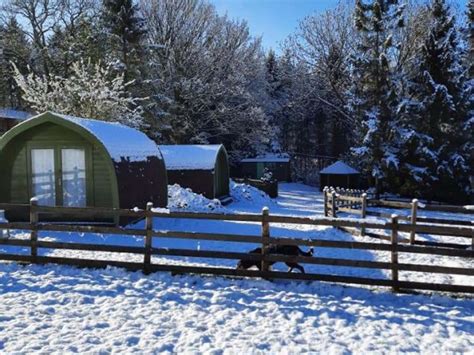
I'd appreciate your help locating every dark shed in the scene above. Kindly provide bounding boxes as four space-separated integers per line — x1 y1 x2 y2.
240 154 291 182
319 161 360 191
159 144 231 202
0 112 168 223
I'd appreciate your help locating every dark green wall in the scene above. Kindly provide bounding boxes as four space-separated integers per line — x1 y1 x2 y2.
240 161 291 182
0 122 115 209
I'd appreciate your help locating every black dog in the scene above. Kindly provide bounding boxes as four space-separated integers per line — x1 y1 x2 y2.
236 244 314 273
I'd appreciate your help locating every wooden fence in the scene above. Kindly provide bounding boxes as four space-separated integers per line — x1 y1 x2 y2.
324 186 474 247
0 198 473 294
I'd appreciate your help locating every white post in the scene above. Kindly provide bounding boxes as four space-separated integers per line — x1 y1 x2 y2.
361 193 367 236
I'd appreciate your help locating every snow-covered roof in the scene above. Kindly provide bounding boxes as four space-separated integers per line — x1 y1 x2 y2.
320 161 360 175
0 108 33 120
13 112 162 163
56 114 162 163
159 144 224 170
241 153 290 163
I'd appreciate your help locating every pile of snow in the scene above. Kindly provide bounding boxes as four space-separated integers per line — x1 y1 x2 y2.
167 184 223 212
166 181 275 214
230 180 275 206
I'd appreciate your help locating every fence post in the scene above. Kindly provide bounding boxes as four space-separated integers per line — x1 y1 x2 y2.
391 214 399 292
331 192 337 218
30 198 38 262
360 193 367 236
261 207 270 272
144 202 153 274
410 199 418 245
323 188 328 217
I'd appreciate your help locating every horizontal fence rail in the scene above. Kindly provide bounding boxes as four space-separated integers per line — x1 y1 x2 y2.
0 198 473 294
323 186 474 246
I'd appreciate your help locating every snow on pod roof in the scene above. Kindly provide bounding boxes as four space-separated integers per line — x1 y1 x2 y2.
56 114 161 162
320 161 360 175
54 113 162 162
159 144 224 170
0 108 33 120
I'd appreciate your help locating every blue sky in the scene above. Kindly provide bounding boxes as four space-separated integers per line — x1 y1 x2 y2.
210 0 469 52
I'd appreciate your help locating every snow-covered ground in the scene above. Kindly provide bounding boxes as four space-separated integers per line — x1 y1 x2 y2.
1 182 473 353
1 263 473 353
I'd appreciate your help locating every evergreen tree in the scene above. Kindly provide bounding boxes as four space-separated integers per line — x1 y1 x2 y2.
468 0 474 78
325 43 351 157
0 17 31 108
264 49 290 152
49 16 107 78
348 0 405 196
265 50 280 98
465 0 474 202
397 0 471 202
101 0 146 82
271 49 296 153
141 0 271 162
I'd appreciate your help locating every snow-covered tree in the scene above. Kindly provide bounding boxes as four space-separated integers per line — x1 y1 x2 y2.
263 49 292 153
464 0 474 202
348 0 405 195
49 4 105 78
101 0 146 82
284 2 354 158
0 17 31 108
396 0 471 202
1 0 63 77
12 59 144 128
140 0 271 162
468 0 474 78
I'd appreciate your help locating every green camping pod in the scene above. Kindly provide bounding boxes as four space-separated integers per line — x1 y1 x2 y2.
159 144 231 203
0 112 168 224
239 154 291 182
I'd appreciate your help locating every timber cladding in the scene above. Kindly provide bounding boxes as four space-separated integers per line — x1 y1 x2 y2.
0 112 168 224
114 157 168 223
0 118 18 135
167 170 215 198
160 144 230 200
